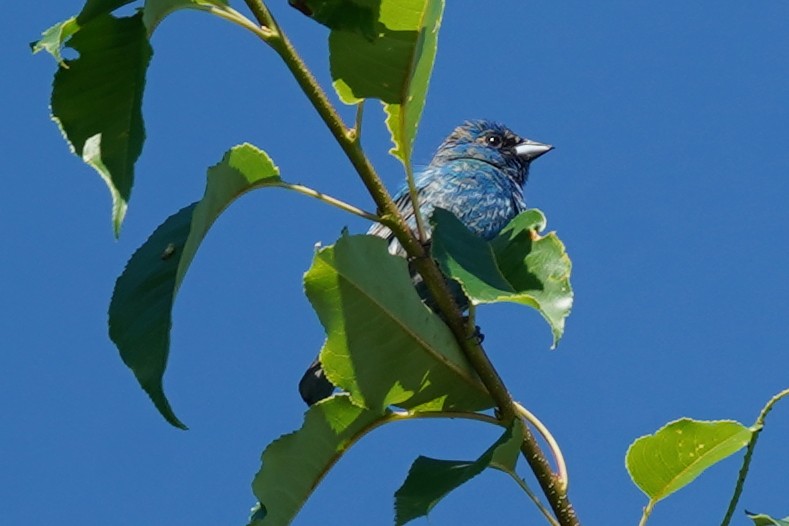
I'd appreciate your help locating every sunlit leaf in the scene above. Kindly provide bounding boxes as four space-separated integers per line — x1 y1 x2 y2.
251 396 389 526
746 511 789 526
431 208 573 346
321 0 443 164
30 18 80 64
109 144 281 428
304 234 492 412
626 418 752 501
394 422 524 526
382 0 443 165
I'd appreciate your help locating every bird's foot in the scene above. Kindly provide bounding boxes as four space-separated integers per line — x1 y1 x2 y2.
462 316 484 344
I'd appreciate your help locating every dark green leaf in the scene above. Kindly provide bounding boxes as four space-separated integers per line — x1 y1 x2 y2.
626 418 752 501
746 511 789 526
288 0 379 39
49 13 152 236
252 396 389 525
109 204 195 429
304 234 492 412
431 208 573 346
77 0 138 24
109 144 281 428
248 502 267 524
394 422 524 526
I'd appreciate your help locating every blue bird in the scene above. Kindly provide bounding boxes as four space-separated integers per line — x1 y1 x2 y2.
299 119 553 405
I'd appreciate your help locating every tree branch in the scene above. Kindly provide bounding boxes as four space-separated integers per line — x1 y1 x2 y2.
239 2 580 524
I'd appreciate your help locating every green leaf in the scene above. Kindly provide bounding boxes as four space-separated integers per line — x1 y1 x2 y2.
382 0 443 165
31 18 80 64
49 13 152 236
109 144 282 428
746 511 789 526
304 234 493 412
30 1 136 64
143 0 229 34
626 418 753 501
394 421 524 526
78 0 138 24
326 0 444 163
252 395 389 526
431 208 573 346
288 0 379 39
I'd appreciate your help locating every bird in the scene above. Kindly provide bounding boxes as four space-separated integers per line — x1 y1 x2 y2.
298 119 553 405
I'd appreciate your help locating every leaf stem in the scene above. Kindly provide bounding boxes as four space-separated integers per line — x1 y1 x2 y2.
274 182 380 222
203 4 275 38
720 387 789 526
514 402 569 493
404 159 428 242
639 500 655 526
495 468 560 526
351 101 365 143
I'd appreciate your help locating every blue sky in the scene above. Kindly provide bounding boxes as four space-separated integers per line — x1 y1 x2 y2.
4 1 789 525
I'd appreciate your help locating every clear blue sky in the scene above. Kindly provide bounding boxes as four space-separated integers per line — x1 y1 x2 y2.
4 2 789 525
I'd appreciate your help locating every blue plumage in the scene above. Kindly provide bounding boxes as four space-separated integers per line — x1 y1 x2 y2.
299 119 552 405
369 120 551 253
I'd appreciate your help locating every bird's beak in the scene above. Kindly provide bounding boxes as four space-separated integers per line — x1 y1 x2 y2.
513 140 553 161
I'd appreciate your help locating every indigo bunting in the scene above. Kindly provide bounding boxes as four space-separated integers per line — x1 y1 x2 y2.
299 119 552 405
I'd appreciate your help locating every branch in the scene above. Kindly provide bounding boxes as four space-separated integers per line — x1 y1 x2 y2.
237 2 579 524
273 182 380 222
720 387 789 526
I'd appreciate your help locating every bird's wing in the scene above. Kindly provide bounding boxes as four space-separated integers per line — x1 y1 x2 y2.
366 188 418 256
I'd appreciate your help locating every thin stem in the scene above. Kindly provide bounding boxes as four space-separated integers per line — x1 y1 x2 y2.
274 182 380 222
351 101 365 143
638 500 655 526
496 468 560 526
404 160 428 242
203 4 274 38
720 387 789 526
514 402 569 493
356 409 559 526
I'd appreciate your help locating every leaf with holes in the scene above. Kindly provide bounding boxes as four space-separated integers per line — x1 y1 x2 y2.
626 418 752 501
431 208 573 346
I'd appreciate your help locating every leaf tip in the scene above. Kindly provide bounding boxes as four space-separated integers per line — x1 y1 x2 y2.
143 381 188 430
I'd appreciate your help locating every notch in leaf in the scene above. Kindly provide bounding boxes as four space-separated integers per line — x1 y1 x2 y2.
430 208 573 346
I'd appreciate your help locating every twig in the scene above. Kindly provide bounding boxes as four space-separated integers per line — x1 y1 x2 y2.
720 387 789 526
273 182 380 222
514 401 569 493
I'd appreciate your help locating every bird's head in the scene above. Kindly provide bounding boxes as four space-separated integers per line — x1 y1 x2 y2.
431 120 553 185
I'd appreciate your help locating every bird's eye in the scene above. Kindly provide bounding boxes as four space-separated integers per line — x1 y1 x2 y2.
485 134 503 148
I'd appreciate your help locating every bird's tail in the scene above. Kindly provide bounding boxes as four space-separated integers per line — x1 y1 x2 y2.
298 357 335 406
